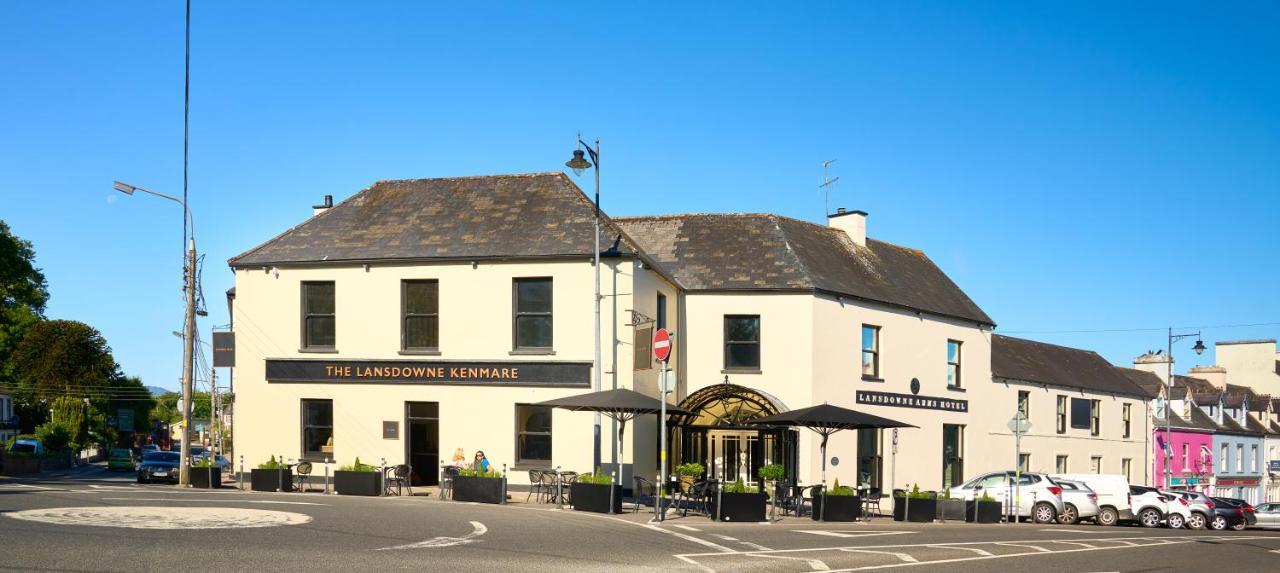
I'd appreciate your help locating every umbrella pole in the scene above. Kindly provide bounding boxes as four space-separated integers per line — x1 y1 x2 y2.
820 431 829 522
615 417 626 514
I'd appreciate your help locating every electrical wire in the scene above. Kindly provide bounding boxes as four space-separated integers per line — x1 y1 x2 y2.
1001 321 1280 336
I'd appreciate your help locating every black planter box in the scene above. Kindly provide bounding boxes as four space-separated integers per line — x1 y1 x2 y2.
967 500 1002 523
571 482 623 514
812 494 862 521
190 467 222 489
893 496 937 522
452 475 505 504
250 468 293 492
334 470 383 496
713 492 767 522
937 498 966 521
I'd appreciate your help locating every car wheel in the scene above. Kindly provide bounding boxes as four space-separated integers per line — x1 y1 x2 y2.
1187 512 1207 530
1096 507 1119 526
1058 504 1079 525
1209 515 1228 530
1139 508 1162 528
1033 502 1057 524
1167 513 1186 529
1230 520 1247 531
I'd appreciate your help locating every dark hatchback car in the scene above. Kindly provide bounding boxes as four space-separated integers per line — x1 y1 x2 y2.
137 451 181 484
1210 497 1257 530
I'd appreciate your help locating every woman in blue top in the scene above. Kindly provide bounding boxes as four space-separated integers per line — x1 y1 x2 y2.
472 451 491 472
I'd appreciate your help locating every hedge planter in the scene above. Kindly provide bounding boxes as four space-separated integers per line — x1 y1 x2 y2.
713 492 767 522
893 496 937 523
190 467 222 489
452 475 505 504
2 457 41 476
334 470 383 496
811 494 862 522
937 498 966 521
967 500 1003 523
571 482 623 514
250 468 293 492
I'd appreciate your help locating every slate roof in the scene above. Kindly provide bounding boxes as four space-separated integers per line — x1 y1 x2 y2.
614 214 994 326
991 335 1154 398
1222 384 1261 409
230 173 655 268
1165 408 1218 432
1118 368 1164 398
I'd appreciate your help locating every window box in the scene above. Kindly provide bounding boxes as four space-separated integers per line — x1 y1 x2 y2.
334 470 383 496
190 467 222 489
571 482 623 514
893 494 936 523
811 493 862 522
250 469 293 492
967 499 1002 523
713 491 767 522
452 475 505 504
937 498 966 521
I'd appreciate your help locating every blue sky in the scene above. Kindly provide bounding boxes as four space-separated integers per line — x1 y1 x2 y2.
3 1 1278 391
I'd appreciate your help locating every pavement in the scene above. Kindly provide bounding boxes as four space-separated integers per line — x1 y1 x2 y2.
3 465 1280 572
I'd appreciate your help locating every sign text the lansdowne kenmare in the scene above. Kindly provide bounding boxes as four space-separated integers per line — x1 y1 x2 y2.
265 359 591 387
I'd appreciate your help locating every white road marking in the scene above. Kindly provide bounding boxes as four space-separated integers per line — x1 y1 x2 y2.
1050 541 1096 549
798 531 913 539
1038 528 1106 533
712 534 739 541
376 521 486 550
5 506 311 529
739 542 773 551
994 542 1051 553
101 497 325 506
753 552 832 571
839 549 918 563
674 524 702 532
932 545 992 556
674 554 718 573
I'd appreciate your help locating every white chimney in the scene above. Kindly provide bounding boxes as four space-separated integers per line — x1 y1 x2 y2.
1133 352 1172 387
312 195 333 216
827 207 867 247
1188 365 1227 389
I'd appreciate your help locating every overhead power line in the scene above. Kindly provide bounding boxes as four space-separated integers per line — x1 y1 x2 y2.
1001 321 1280 336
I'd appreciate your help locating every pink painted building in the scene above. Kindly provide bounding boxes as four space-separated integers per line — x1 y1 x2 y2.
1152 411 1216 491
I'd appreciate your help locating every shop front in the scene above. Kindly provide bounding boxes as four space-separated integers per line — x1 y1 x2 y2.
669 383 798 487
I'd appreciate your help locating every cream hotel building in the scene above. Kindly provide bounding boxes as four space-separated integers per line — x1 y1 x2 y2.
227 172 1153 493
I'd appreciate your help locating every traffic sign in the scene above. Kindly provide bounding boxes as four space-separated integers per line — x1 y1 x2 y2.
653 328 672 362
1006 413 1031 434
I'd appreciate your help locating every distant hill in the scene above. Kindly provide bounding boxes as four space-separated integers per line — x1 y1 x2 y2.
146 386 174 396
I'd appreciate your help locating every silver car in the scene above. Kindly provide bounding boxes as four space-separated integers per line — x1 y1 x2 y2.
1055 479 1101 525
1254 502 1280 529
1174 491 1216 530
949 470 1066 524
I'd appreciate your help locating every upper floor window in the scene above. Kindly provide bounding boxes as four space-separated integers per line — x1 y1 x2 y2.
861 325 881 379
656 293 667 330
946 340 962 389
402 280 439 351
1017 391 1030 419
1089 399 1101 436
1122 403 1132 438
301 282 335 350
1221 443 1229 472
513 278 553 350
1056 395 1067 434
724 315 761 370
1070 397 1091 430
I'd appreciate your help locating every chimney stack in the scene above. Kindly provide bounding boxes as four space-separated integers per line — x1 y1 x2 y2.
312 195 333 216
827 207 867 247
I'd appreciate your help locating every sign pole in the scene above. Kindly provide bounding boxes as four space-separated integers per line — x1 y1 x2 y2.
654 328 673 523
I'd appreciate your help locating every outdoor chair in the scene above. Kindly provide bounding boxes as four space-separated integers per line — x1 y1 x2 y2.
294 461 312 492
559 472 578 506
864 487 883 518
538 471 559 503
681 480 713 518
799 484 824 517
773 479 797 515
526 470 545 502
632 476 657 512
440 466 459 500
385 464 412 496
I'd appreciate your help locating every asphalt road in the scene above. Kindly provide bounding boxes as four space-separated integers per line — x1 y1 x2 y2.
3 466 1280 572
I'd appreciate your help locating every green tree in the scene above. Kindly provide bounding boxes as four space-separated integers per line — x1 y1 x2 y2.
0 219 48 399
10 320 117 403
49 395 89 451
151 390 211 423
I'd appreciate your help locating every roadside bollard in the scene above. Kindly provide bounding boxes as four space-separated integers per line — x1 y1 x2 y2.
238 455 244 490
610 470 617 515
277 455 284 493
716 480 723 521
324 457 331 494
556 465 564 510
380 459 388 497
439 461 445 501
903 483 910 524
501 464 508 505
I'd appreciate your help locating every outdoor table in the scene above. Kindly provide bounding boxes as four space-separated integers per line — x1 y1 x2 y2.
548 471 575 505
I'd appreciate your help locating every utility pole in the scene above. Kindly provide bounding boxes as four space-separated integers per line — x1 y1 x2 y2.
179 238 196 486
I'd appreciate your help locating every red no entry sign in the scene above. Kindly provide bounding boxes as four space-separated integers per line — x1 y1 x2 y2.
653 328 672 362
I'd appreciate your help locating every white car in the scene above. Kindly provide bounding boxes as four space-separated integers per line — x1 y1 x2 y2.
949 470 1065 524
1052 473 1130 526
1054 479 1101 525
1128 485 1191 528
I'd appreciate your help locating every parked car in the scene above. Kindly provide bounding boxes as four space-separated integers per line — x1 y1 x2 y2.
1210 497 1257 531
212 455 232 472
137 451 181 484
1054 479 1101 525
1127 485 1190 528
1052 473 1130 526
138 444 160 458
1253 502 1280 529
8 438 44 456
949 470 1065 524
106 449 136 471
1172 491 1218 530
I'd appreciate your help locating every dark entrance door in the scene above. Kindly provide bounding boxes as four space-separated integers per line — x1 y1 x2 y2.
405 402 439 486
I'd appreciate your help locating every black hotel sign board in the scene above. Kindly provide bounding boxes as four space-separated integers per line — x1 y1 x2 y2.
266 359 590 388
856 389 968 413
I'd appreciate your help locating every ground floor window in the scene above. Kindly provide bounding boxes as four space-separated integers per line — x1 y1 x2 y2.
301 399 333 460
1121 458 1132 482
942 424 964 489
1090 456 1102 474
1056 455 1068 474
1018 453 1030 473
857 428 882 490
516 404 553 466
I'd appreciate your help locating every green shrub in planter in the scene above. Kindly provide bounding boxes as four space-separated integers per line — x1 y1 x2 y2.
571 469 622 514
250 456 293 492
892 484 937 522
334 457 382 496
813 481 862 521
967 492 1003 523
190 458 222 489
453 467 505 504
936 489 966 521
714 479 767 522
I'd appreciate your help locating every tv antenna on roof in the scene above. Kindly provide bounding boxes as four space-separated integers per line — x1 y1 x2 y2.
819 159 840 218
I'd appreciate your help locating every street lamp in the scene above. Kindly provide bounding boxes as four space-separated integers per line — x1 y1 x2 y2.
115 180 198 488
563 135 603 471
1163 329 1205 491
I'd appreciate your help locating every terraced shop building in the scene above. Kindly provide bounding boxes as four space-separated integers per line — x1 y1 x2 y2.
226 172 1000 491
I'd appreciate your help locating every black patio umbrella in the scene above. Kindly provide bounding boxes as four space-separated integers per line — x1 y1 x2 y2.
536 389 691 480
746 403 916 491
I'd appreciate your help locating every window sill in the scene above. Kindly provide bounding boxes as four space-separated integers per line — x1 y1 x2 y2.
398 349 442 356
510 349 556 356
946 386 966 393
861 376 885 383
298 348 338 354
721 368 762 375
